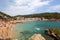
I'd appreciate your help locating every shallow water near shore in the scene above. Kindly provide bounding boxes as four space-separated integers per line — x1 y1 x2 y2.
13 20 60 40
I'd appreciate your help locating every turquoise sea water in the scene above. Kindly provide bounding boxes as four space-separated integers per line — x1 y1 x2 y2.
13 20 60 40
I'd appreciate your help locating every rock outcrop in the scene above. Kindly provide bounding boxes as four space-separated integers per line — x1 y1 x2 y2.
29 33 46 40
0 19 16 40
45 29 60 40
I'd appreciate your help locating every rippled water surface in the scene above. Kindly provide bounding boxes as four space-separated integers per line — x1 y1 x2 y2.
13 20 60 40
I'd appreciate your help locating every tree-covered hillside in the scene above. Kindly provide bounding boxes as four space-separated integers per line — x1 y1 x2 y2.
0 12 12 18
0 11 60 19
18 12 60 19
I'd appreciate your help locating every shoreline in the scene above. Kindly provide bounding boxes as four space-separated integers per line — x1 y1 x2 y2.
0 19 60 40
0 19 35 39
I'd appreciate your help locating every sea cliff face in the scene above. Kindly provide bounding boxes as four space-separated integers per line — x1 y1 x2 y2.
29 33 46 40
0 19 18 39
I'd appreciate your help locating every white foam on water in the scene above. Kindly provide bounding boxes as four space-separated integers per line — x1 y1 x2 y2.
35 27 40 30
13 39 18 40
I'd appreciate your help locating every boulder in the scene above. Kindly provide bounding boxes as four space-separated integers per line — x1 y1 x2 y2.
29 33 46 40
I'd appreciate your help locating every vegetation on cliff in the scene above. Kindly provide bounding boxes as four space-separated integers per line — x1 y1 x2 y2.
49 28 60 35
45 28 60 40
0 11 60 20
0 12 12 18
21 12 60 19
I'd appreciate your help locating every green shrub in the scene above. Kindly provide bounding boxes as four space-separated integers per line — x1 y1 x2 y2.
49 28 60 35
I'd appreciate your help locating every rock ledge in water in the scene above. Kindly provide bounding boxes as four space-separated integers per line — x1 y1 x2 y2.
29 33 46 40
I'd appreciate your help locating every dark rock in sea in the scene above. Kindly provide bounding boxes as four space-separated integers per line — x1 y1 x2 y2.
20 31 31 35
